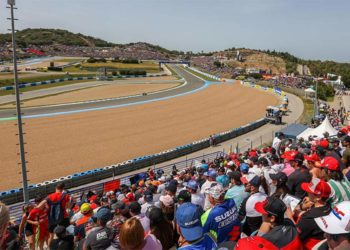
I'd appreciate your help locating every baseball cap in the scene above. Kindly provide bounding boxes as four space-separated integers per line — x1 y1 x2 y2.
281 150 298 161
175 202 203 241
92 207 112 223
80 203 92 214
128 201 141 214
185 180 198 191
111 201 126 211
176 190 191 203
269 172 288 184
204 169 217 178
159 194 174 207
304 153 320 162
301 178 331 198
342 135 350 143
319 139 329 149
255 196 286 217
240 163 249 173
205 184 225 200
320 156 339 171
165 183 177 194
315 201 350 234
241 174 261 187
53 225 66 236
143 189 153 202
235 236 278 250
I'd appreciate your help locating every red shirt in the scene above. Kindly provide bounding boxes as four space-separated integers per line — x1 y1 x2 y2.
47 192 70 218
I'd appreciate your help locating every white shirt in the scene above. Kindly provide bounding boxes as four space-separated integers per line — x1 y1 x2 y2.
245 192 267 217
141 202 154 214
191 192 205 209
272 137 281 151
201 180 217 211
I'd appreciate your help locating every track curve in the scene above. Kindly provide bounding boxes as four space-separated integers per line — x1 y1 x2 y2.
0 65 205 119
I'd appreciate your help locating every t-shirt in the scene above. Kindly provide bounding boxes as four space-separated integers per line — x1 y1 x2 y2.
84 226 112 250
272 137 281 151
201 180 217 211
328 179 350 206
201 198 241 243
134 214 150 233
191 193 205 209
225 185 248 209
287 168 312 199
47 192 70 218
142 234 162 250
50 235 74 250
282 163 295 176
177 233 217 250
342 147 350 167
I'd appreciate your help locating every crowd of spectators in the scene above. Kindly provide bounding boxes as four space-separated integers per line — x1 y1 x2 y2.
268 76 309 89
2 125 350 250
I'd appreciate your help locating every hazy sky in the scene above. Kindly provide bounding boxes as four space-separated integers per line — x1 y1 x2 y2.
1 0 349 62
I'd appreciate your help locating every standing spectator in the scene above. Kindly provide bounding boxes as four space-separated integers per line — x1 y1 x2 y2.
314 201 350 250
286 152 312 199
296 178 332 250
176 190 192 206
272 132 284 152
239 175 267 236
255 196 302 249
225 171 248 208
200 170 217 211
202 184 241 243
50 225 74 250
341 136 350 167
159 194 175 221
0 202 10 248
185 180 204 209
175 202 217 249
37 183 71 247
140 190 154 214
83 208 113 250
148 207 176 249
322 157 350 206
129 202 150 233
18 203 34 250
119 217 162 250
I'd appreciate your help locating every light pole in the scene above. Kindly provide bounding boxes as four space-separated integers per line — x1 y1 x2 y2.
7 0 29 202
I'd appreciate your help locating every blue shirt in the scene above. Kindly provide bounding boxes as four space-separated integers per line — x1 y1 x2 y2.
201 198 241 243
178 233 217 250
225 185 249 209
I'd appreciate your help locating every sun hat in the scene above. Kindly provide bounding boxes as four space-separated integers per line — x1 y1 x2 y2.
205 184 225 200
159 194 174 207
175 202 203 241
315 201 350 234
301 178 331 198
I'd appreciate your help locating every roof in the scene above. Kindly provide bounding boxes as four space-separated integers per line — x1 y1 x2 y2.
277 123 308 139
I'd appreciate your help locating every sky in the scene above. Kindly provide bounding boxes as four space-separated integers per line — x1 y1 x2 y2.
1 0 349 62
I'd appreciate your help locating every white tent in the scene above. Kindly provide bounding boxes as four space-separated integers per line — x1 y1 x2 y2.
304 88 316 99
305 88 316 93
297 117 338 140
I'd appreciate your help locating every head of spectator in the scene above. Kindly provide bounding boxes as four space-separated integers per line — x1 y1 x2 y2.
175 202 203 242
228 171 242 186
165 183 177 196
119 217 145 250
92 207 112 227
216 167 230 188
301 178 331 205
143 189 153 203
315 201 350 250
159 194 175 220
255 196 287 233
0 202 9 247
242 174 262 193
53 225 68 239
321 156 343 181
341 135 350 148
240 163 249 174
258 157 269 168
205 184 225 206
176 190 191 205
269 172 289 198
204 169 217 181
112 201 128 217
185 180 198 194
148 207 175 249
80 203 93 216
128 202 142 217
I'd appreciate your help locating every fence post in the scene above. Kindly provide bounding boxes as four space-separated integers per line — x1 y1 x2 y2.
236 142 239 154
186 156 188 168
230 144 233 154
260 136 263 146
250 140 253 149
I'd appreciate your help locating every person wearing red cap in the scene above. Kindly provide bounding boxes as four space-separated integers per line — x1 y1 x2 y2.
322 157 350 206
304 153 326 180
234 236 278 250
296 178 332 250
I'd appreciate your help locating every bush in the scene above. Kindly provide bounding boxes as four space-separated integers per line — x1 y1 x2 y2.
317 82 335 101
249 73 263 79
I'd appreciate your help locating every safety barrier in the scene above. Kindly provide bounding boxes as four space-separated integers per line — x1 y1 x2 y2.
0 117 268 205
8 151 225 222
240 80 287 98
188 67 221 81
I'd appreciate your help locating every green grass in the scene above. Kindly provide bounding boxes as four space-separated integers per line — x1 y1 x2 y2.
298 98 315 124
182 66 217 81
0 79 95 97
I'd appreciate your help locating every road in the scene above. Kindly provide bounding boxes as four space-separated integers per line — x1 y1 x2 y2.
0 65 204 119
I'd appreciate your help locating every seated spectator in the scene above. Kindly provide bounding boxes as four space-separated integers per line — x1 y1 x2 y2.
74 203 94 242
0 202 11 248
148 207 176 249
239 175 267 236
176 190 192 206
119 217 162 250
269 172 290 200
216 167 230 188
225 171 248 208
185 180 204 209
176 202 217 249
314 201 350 250
201 170 217 211
50 225 74 250
255 196 302 249
296 178 332 249
107 201 127 249
129 202 150 233
140 190 154 214
83 208 113 250
202 184 241 243
159 194 175 221
18 203 34 250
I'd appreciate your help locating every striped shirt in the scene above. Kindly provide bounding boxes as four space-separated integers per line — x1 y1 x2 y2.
328 178 350 206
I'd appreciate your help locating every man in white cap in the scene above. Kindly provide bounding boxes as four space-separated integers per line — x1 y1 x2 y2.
314 201 350 250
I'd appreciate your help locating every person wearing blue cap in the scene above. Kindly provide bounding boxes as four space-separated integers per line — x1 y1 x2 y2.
83 208 113 250
186 180 204 209
200 169 217 211
175 202 217 250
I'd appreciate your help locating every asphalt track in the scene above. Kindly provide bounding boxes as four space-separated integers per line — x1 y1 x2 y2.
0 65 204 119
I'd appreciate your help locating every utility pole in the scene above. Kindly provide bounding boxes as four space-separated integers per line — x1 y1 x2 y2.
7 0 29 202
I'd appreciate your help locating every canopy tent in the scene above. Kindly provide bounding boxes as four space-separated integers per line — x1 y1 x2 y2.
297 116 338 140
304 88 316 99
277 124 308 139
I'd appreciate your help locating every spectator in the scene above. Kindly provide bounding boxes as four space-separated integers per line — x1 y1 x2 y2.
225 171 248 208
159 194 175 221
201 170 217 210
119 217 162 250
314 201 350 250
216 167 230 188
83 208 113 250
129 202 150 233
176 190 192 206
140 190 154 214
50 225 74 250
304 153 326 179
175 202 217 249
296 178 332 249
185 180 204 209
255 196 302 249
341 135 350 167
148 207 176 249
269 172 290 200
235 236 278 250
0 202 10 248
18 203 34 250
107 201 127 249
74 203 94 242
202 184 241 243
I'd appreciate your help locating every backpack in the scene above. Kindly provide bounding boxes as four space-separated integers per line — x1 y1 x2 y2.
47 193 66 225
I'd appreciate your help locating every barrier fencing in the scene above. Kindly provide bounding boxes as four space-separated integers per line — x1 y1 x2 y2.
8 151 225 222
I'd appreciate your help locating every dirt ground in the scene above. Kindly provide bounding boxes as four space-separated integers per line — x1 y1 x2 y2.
0 84 279 190
3 83 180 107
